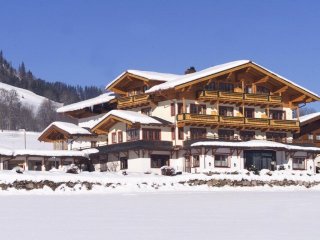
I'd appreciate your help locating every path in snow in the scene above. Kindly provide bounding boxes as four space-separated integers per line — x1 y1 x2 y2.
0 191 319 240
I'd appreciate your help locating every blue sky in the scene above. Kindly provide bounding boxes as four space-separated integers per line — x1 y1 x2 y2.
1 0 320 108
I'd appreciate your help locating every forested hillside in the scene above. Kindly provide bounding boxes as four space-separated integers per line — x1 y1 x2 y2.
0 51 103 104
0 51 97 131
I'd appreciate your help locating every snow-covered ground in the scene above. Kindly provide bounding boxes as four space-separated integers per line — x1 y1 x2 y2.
0 191 319 240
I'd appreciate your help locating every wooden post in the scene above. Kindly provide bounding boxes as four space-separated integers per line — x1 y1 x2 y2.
42 157 46 171
296 106 300 120
182 97 186 113
25 156 28 170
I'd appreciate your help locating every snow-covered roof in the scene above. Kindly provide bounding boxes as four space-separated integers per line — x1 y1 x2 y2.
78 113 108 129
57 92 115 113
144 60 319 100
91 110 162 130
298 112 320 125
0 147 14 156
40 121 92 137
146 60 249 93
191 140 320 152
0 147 98 157
106 70 181 90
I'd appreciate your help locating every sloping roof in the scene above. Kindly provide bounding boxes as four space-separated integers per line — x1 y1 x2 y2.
298 112 320 126
91 110 163 133
38 122 92 142
144 60 320 100
106 70 181 90
92 110 162 128
146 60 249 93
41 122 92 136
57 92 116 113
191 140 320 152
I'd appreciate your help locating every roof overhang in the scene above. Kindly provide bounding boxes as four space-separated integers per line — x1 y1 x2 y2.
106 72 166 94
171 62 320 103
38 125 92 142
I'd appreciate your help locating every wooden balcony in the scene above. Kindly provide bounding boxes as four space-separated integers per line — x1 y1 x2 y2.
219 116 244 125
218 91 243 102
244 117 269 127
197 90 283 106
177 113 219 126
244 93 268 103
117 94 150 109
177 113 299 132
269 95 282 103
269 119 299 130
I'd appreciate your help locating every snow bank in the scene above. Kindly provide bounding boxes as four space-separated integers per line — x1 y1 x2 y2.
191 139 320 152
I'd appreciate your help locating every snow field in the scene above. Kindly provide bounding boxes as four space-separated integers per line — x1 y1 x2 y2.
0 191 319 240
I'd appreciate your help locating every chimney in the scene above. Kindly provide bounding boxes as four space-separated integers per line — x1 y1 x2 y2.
184 66 196 74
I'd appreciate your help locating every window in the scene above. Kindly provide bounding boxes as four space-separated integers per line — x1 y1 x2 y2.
111 132 117 143
219 106 233 117
204 81 216 91
192 155 200 167
218 129 234 140
171 127 175 140
118 131 123 143
190 128 206 140
190 104 206 114
308 134 313 140
171 103 176 116
218 82 234 92
316 135 320 141
143 85 149 92
269 110 285 120
266 132 286 141
214 155 229 167
178 103 184 114
120 157 128 170
239 108 254 118
257 86 270 94
141 107 152 116
292 157 305 170
142 129 161 141
240 131 255 141
91 141 97 148
245 86 253 93
151 155 169 168
178 127 184 140
127 129 139 141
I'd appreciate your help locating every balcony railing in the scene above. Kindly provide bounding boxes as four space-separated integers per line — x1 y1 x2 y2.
117 94 150 109
177 113 299 131
198 90 282 105
177 113 219 125
219 116 244 124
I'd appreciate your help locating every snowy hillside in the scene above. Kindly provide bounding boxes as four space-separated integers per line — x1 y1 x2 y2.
0 81 61 111
0 130 53 150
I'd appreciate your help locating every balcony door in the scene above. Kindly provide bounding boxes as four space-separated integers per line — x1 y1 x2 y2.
190 128 207 140
269 110 285 120
219 106 233 117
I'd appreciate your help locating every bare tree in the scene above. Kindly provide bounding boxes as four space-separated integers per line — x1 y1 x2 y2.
36 99 58 131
